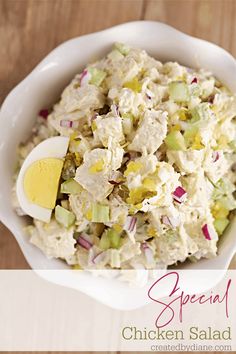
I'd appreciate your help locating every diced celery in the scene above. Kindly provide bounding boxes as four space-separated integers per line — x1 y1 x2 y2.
108 229 121 249
61 179 82 194
92 203 110 223
183 126 198 141
88 67 106 86
219 196 236 211
214 218 229 235
99 228 121 249
55 205 75 228
190 103 211 123
212 178 235 200
114 42 130 55
183 126 204 149
107 49 124 61
165 131 186 150
169 82 189 102
99 232 111 250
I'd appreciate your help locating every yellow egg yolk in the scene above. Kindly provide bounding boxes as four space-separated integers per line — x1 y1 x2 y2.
23 158 64 209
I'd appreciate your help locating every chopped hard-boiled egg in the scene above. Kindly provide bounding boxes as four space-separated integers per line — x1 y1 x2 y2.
24 158 64 209
16 137 69 222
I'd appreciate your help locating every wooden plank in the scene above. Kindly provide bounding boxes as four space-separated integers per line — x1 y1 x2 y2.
144 0 236 57
0 0 144 104
0 223 29 268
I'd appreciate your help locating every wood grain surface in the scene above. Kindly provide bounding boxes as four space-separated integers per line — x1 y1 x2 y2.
0 1 235 353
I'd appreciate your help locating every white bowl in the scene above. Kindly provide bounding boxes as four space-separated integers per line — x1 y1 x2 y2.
0 21 235 309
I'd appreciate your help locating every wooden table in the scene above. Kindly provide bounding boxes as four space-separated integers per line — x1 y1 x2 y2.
0 1 235 352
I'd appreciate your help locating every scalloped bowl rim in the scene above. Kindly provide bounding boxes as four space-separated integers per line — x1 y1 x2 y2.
0 21 235 309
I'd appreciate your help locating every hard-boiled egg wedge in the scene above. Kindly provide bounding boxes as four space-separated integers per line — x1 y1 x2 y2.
16 136 69 223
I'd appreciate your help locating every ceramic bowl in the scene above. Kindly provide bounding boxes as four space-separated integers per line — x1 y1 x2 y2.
0 21 235 309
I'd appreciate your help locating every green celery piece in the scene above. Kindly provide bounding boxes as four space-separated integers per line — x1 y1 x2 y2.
107 49 124 61
114 42 130 55
99 232 111 250
214 218 229 235
190 103 211 123
99 228 121 249
107 229 121 249
212 178 235 200
55 205 75 228
88 67 106 86
165 131 186 150
183 125 199 146
219 196 236 211
92 203 110 223
61 179 82 194
169 82 189 102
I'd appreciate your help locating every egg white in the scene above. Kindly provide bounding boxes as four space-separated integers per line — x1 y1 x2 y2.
16 136 69 223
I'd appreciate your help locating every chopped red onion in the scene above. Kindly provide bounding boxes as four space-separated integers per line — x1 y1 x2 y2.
77 235 93 250
60 120 73 128
212 151 220 162
91 112 99 121
161 215 179 228
141 242 154 264
92 251 106 265
202 224 212 240
124 216 137 233
39 109 49 119
60 120 79 129
80 69 91 86
88 112 99 127
161 215 172 227
111 104 120 117
191 77 198 84
173 186 187 203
